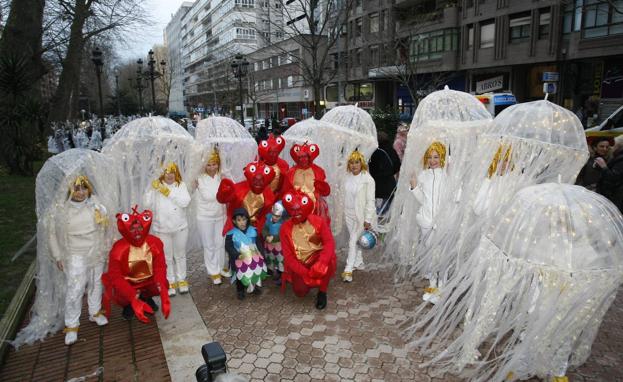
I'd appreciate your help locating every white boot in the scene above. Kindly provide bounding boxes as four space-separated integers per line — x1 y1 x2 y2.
168 282 177 296
89 312 109 326
220 268 231 278
178 280 189 294
64 328 78 346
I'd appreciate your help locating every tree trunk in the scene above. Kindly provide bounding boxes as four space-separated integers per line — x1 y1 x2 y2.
313 81 322 120
0 0 46 99
49 0 90 122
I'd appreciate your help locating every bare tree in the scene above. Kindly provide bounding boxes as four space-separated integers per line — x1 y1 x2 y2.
48 0 150 122
257 0 354 118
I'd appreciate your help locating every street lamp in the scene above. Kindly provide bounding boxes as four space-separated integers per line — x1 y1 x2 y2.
136 58 145 114
146 49 166 114
114 69 121 116
91 47 104 127
231 53 249 126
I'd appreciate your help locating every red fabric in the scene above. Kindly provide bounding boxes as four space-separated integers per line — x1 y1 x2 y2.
279 214 336 297
102 235 170 322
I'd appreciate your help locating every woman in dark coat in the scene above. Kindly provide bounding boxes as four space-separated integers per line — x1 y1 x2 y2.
368 131 401 215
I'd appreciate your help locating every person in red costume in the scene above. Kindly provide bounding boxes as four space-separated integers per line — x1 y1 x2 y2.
217 161 276 235
102 206 171 323
258 134 290 199
280 190 336 310
282 142 331 219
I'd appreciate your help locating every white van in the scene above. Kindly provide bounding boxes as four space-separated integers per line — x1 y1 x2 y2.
474 93 517 117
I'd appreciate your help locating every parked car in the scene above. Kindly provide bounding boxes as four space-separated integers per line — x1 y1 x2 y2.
586 105 623 133
280 117 298 129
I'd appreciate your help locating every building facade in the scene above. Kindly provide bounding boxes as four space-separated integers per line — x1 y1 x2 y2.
246 37 315 120
165 1 194 116
327 0 623 118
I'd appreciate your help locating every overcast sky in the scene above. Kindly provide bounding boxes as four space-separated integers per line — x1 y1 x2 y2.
117 0 192 61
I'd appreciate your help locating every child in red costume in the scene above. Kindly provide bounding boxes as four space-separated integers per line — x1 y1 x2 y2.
102 206 171 323
258 134 290 199
282 143 331 220
217 161 276 235
280 190 336 310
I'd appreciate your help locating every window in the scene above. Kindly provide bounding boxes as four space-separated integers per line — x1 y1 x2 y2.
410 28 458 62
355 48 362 66
287 76 293 87
271 56 278 67
509 12 531 42
480 20 495 48
326 84 339 102
369 12 379 33
583 0 623 38
467 25 474 49
355 18 363 37
344 83 373 102
236 27 256 39
274 2 281 8
370 45 379 67
466 0 474 7
356 0 362 11
379 11 386 31
235 0 255 7
539 8 550 39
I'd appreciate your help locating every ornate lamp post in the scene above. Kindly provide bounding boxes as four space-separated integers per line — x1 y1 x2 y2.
136 58 145 114
91 47 104 126
231 53 249 126
146 49 166 114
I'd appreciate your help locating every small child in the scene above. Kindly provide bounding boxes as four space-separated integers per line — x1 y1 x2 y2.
225 208 268 300
262 201 285 284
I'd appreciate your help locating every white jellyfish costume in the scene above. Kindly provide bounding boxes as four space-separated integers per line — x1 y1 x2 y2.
195 116 258 182
101 116 202 211
12 149 118 347
408 183 623 382
383 88 492 288
188 116 257 258
283 114 378 235
88 128 103 151
453 100 590 270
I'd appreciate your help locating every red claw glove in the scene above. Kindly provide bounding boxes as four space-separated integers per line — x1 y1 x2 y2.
216 178 235 203
303 271 322 287
131 298 154 323
314 179 331 197
160 293 171 319
309 261 329 279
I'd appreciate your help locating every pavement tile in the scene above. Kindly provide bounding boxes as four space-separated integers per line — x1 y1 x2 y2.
186 248 623 382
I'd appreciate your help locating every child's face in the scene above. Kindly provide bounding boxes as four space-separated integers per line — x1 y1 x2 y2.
205 160 219 176
427 150 441 169
348 160 362 175
271 214 281 223
163 172 176 184
71 185 89 202
234 215 248 230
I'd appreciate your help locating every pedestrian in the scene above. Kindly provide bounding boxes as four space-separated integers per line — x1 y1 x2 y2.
256 124 268 143
262 201 285 284
368 131 401 215
49 176 110 345
596 135 623 212
225 208 268 300
576 137 611 191
143 162 192 296
393 122 409 161
341 150 376 283
195 149 229 285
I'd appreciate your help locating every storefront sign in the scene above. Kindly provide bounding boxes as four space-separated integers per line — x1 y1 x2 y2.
476 75 504 94
542 72 560 82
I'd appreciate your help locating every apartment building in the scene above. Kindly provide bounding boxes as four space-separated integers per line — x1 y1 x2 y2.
165 1 194 116
327 0 623 117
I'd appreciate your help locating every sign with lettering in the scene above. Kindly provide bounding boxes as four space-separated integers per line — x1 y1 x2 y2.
476 75 504 94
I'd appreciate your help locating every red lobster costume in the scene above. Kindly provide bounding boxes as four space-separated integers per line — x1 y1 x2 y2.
258 134 290 199
217 161 276 235
282 143 331 219
280 190 336 309
102 207 171 323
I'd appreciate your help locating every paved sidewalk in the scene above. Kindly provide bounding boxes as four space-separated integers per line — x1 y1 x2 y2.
186 247 623 382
